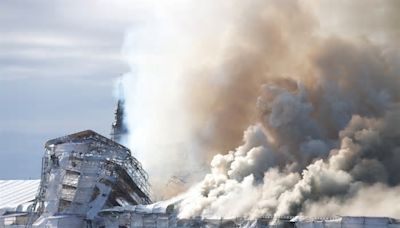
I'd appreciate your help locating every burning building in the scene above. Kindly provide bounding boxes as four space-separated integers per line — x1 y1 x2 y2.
31 129 151 227
1 100 400 228
0 132 152 227
0 101 152 227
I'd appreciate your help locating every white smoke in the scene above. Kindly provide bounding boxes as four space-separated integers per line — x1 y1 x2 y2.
120 0 400 217
119 0 228 198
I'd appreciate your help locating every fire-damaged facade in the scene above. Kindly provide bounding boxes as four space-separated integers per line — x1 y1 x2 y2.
0 100 155 227
0 129 152 227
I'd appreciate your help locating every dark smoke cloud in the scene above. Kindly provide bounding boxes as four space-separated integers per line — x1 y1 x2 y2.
173 0 400 219
121 0 400 215
185 0 316 159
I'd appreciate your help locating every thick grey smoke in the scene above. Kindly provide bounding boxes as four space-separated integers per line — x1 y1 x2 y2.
120 0 400 217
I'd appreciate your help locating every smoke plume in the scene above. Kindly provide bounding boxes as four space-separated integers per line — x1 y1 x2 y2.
120 0 400 217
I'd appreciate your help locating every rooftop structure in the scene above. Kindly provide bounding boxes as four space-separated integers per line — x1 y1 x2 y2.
0 130 151 227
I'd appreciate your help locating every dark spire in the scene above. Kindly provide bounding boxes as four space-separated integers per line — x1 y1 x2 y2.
111 99 128 143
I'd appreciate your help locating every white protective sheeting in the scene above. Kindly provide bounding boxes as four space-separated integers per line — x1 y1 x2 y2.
294 216 400 228
0 180 40 209
100 201 174 214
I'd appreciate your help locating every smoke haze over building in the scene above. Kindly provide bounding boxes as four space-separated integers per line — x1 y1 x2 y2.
119 0 400 219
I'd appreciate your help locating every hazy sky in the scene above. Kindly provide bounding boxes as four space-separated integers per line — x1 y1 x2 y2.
0 0 147 178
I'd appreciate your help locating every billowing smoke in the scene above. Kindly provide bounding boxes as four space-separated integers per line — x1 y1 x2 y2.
120 0 400 217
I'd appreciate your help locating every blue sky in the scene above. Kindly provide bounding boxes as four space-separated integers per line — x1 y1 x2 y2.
0 0 147 178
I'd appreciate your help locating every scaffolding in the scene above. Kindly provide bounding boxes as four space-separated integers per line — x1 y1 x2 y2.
20 130 152 227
